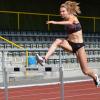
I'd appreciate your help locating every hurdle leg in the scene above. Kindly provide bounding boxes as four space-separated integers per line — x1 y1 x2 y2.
59 48 64 100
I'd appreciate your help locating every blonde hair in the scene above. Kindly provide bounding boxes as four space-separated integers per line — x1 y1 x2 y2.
60 1 81 15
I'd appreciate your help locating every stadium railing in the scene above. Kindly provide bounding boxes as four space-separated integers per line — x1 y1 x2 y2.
0 11 100 31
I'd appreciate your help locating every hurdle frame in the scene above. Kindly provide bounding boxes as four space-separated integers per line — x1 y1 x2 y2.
0 48 64 100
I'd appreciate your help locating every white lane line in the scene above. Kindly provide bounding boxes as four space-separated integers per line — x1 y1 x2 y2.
0 79 92 89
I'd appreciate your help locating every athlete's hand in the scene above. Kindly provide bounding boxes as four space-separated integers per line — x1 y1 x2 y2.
46 21 56 24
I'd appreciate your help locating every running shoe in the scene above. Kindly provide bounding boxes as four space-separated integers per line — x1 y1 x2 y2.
36 54 45 66
94 80 100 87
94 74 100 87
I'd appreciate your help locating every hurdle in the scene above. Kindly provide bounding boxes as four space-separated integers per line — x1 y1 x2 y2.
0 48 64 100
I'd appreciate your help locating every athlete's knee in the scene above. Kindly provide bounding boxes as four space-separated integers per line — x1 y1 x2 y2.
54 39 63 46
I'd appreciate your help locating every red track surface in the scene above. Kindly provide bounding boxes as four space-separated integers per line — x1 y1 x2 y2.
0 81 100 100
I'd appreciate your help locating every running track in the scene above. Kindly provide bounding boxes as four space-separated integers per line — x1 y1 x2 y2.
0 81 100 100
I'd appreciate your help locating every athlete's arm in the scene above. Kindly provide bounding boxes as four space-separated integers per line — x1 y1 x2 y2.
46 20 73 25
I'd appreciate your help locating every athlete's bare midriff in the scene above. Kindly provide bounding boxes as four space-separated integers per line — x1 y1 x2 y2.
67 30 83 43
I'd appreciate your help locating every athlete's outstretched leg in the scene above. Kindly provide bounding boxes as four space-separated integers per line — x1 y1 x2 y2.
36 39 72 66
45 39 63 61
36 39 63 66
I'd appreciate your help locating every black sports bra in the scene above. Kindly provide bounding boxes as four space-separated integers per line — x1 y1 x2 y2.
65 23 82 34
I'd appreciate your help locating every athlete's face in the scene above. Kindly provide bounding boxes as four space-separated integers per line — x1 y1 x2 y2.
60 7 69 19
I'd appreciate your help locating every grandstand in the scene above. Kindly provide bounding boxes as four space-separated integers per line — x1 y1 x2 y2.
0 31 100 87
